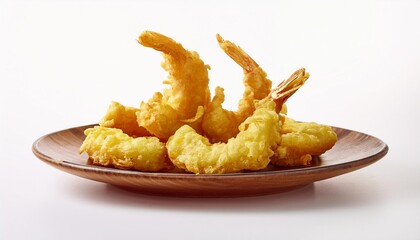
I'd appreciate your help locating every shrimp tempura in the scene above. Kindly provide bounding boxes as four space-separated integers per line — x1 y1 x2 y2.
80 126 169 171
202 34 272 143
167 101 281 174
136 31 211 140
272 117 337 166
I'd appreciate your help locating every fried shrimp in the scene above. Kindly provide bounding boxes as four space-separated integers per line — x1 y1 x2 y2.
271 117 337 167
80 126 169 171
99 101 150 137
202 34 272 143
167 102 281 174
80 30 339 174
167 69 307 174
136 31 211 140
266 68 336 167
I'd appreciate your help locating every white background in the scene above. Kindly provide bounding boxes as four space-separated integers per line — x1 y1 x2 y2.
1 0 420 239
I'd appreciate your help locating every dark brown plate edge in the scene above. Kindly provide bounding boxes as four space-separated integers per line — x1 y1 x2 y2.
32 124 389 180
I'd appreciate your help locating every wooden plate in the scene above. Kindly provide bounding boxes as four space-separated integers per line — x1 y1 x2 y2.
32 124 388 197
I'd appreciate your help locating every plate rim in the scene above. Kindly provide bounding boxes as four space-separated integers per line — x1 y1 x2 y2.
32 124 389 179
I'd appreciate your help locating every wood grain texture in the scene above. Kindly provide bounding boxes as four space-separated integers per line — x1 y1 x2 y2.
32 124 388 197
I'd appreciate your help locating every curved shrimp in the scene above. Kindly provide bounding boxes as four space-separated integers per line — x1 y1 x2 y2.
262 68 337 167
80 126 169 171
166 69 307 174
271 117 337 167
167 104 281 174
136 31 211 140
201 34 273 143
268 68 336 166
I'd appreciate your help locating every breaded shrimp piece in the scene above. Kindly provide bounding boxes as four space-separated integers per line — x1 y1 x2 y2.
167 101 281 174
202 34 272 143
80 126 169 171
136 31 211 140
216 34 272 101
99 101 150 137
271 117 337 167
266 68 336 167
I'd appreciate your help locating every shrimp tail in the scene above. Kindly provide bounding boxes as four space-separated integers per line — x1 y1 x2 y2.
270 68 309 112
216 34 258 73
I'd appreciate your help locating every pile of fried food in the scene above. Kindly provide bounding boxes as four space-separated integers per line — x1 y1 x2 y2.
80 31 337 174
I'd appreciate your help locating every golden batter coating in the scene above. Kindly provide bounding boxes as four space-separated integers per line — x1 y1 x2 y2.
136 31 211 140
271 117 337 167
202 34 272 143
167 102 281 174
80 126 169 171
99 101 150 137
